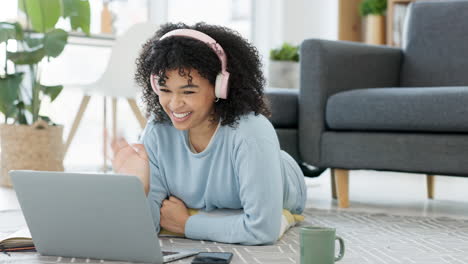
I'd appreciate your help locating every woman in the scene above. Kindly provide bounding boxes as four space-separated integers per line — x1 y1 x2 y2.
111 22 306 245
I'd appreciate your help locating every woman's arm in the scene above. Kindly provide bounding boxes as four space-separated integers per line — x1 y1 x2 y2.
141 123 170 234
184 138 283 245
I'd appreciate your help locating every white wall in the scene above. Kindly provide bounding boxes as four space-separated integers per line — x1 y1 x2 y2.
301 0 339 42
254 0 338 47
252 0 338 79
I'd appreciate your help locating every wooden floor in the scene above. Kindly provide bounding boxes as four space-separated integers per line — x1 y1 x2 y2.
2 169 468 219
306 169 468 219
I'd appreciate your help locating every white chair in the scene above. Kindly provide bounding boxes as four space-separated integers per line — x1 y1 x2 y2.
64 23 159 169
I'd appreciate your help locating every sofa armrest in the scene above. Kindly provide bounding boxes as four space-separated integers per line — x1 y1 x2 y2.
299 39 402 165
265 87 299 128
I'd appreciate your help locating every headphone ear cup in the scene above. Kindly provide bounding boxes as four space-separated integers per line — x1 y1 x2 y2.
221 72 229 98
215 74 223 98
215 72 229 99
150 75 160 95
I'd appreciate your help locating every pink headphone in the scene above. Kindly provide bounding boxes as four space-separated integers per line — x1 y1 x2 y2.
149 29 230 99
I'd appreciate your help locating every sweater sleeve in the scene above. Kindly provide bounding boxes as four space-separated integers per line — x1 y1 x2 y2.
184 138 283 245
141 123 169 234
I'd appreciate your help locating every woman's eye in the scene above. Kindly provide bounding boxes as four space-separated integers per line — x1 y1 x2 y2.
159 89 170 93
183 91 195 95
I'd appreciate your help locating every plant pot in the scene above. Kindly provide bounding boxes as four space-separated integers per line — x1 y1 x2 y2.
364 15 386 45
0 120 65 187
268 60 299 88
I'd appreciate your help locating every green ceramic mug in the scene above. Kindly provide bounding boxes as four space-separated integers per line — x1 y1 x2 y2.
300 226 345 264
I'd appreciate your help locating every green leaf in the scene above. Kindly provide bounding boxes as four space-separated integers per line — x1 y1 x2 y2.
18 0 25 12
0 23 16 43
24 35 44 49
62 0 74 17
0 73 23 119
40 84 63 102
44 29 68 58
0 22 23 43
63 0 91 35
270 43 299 62
12 22 24 40
359 0 387 16
7 47 46 65
21 0 62 33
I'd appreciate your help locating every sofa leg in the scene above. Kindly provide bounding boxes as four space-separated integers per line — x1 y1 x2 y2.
426 174 435 199
331 169 337 199
333 169 349 208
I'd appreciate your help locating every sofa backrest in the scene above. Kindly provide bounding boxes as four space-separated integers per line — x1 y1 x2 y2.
400 0 468 87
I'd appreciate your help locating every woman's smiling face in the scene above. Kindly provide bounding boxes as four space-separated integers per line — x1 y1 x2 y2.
157 69 217 131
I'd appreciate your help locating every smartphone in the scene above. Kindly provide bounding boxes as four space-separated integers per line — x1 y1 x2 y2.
191 252 233 264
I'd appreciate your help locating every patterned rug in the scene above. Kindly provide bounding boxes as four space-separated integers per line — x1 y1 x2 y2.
1 208 468 264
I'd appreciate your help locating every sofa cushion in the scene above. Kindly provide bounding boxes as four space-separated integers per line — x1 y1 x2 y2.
326 87 468 132
265 88 298 128
401 1 468 87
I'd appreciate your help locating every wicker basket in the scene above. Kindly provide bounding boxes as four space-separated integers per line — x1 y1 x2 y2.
0 120 65 187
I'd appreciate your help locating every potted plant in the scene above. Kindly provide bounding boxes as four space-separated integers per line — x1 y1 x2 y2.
0 0 90 187
268 43 300 89
359 0 387 45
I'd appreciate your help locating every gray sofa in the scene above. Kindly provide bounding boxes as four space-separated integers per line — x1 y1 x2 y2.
266 0 468 208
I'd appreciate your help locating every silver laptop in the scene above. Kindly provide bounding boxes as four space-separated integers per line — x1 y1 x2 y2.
10 170 198 263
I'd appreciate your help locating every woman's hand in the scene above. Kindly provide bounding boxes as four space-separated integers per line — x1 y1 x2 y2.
111 137 150 195
160 196 190 234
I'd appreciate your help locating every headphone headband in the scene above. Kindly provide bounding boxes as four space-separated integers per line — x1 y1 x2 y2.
159 29 228 74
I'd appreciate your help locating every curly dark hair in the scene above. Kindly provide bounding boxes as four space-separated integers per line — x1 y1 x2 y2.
135 22 271 127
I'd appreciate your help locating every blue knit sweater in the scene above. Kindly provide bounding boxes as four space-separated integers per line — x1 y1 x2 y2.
141 113 306 245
